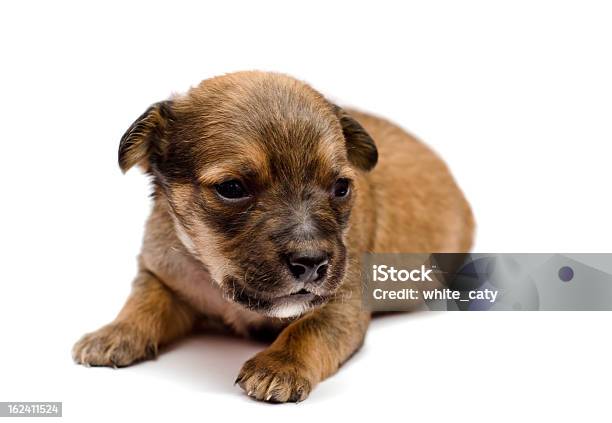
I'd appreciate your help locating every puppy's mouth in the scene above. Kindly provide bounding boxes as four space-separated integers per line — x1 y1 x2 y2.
278 287 318 302
222 276 330 318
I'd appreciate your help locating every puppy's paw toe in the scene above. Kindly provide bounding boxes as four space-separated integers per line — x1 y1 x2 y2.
72 322 157 368
236 350 312 403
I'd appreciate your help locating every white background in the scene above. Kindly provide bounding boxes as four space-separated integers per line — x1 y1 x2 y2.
1 1 611 421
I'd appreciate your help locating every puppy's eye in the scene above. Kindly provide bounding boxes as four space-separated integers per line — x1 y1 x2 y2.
215 180 249 200
333 178 351 198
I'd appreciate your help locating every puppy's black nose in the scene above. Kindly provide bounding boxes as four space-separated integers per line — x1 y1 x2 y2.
287 251 329 284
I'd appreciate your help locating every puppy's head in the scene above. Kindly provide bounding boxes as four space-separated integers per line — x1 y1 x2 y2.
119 72 377 318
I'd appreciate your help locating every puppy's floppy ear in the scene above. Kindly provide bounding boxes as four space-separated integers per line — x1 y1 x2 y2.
333 106 378 171
118 100 174 173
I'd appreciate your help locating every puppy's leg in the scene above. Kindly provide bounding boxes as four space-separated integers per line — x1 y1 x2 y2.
72 269 196 367
236 295 369 402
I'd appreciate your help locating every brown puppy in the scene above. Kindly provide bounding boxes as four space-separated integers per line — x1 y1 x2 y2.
72 71 474 402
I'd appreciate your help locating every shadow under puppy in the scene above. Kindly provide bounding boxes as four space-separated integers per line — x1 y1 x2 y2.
73 71 474 402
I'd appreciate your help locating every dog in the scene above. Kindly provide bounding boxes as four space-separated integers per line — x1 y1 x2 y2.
72 71 474 402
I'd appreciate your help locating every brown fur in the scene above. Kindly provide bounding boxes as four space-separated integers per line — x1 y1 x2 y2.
72 71 474 402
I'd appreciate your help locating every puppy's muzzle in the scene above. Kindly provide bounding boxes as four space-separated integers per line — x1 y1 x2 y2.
286 251 329 285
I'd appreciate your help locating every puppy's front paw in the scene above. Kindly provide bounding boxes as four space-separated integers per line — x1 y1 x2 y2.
236 349 313 403
72 322 157 368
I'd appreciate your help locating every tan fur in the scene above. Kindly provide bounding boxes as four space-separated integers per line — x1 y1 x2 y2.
351 110 475 253
73 71 474 402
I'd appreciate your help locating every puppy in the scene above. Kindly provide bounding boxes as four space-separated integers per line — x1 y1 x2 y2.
72 71 474 402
